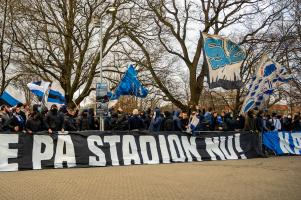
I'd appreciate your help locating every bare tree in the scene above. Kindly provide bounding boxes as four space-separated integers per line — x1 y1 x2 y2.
10 0 126 107
0 0 20 94
116 0 290 111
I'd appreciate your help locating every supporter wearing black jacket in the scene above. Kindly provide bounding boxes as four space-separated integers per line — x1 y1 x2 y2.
235 115 245 130
292 115 301 131
44 104 65 133
244 110 256 131
116 108 128 130
64 108 79 131
110 112 119 130
223 113 236 131
143 108 152 129
255 111 264 132
26 104 45 134
282 115 293 131
87 108 98 130
162 111 173 131
79 110 90 131
8 107 25 132
0 105 11 131
128 109 145 130
16 103 27 123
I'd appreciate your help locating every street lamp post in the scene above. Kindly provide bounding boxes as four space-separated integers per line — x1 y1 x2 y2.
94 4 116 131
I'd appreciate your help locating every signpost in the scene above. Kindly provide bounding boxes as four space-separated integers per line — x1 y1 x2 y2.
96 82 108 130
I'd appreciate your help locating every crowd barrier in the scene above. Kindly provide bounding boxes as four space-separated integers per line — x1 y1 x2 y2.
0 131 262 172
263 131 301 155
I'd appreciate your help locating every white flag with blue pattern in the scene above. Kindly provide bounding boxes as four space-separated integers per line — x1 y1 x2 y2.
241 55 290 113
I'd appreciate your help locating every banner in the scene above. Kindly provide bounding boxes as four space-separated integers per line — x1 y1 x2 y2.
0 131 262 172
202 33 246 90
263 131 301 155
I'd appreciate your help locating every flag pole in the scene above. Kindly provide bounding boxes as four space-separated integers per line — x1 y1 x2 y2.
41 82 51 108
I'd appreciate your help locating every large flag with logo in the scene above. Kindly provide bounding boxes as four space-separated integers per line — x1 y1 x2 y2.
203 33 246 90
110 65 148 100
27 81 65 106
240 55 290 113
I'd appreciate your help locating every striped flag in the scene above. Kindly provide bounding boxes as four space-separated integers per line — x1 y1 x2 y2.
27 81 51 101
27 81 65 107
0 87 25 106
47 89 65 105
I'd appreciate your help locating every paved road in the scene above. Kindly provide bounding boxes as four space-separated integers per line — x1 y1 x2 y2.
0 157 300 200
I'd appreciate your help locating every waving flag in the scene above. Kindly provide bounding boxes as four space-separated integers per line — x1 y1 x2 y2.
110 65 148 100
241 55 290 113
27 81 51 101
0 89 25 107
47 89 65 105
27 81 65 106
0 91 20 106
203 33 246 90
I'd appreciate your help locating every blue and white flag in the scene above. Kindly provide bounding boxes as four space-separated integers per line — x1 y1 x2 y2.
0 89 25 107
263 131 301 155
241 55 290 113
110 65 148 100
27 81 51 101
27 81 65 106
47 89 65 105
203 33 246 90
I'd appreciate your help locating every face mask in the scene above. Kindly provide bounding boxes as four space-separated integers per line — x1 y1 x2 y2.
51 108 58 114
37 107 42 112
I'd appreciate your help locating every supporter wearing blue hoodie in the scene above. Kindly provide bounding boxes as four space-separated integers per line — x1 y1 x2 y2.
173 111 182 131
148 108 163 132
204 107 214 130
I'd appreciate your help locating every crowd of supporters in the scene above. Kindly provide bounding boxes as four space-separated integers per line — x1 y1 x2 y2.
0 103 301 134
